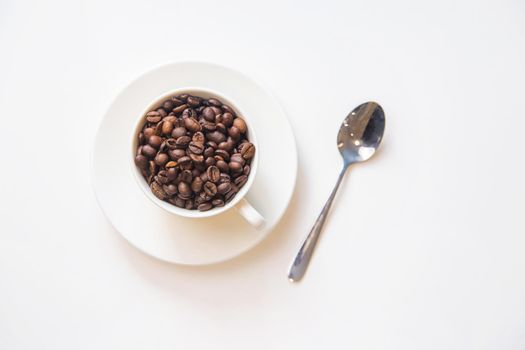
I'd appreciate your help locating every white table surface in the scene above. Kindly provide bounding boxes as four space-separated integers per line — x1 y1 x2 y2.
1 0 524 349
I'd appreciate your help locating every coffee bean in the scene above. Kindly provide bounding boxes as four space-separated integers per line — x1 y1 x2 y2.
172 104 188 115
203 147 214 158
217 182 232 195
192 132 205 144
138 132 145 145
187 96 201 107
171 127 187 139
218 141 232 151
200 172 208 182
177 156 192 168
144 127 155 140
206 166 220 183
222 104 236 115
184 117 201 132
171 97 184 106
215 149 230 161
169 149 186 160
151 182 167 199
228 126 241 139
146 111 162 123
211 106 222 115
167 167 178 181
206 141 218 149
176 135 191 148
189 153 204 164
202 107 216 122
206 131 226 143
185 199 194 210
135 155 148 169
148 135 163 149
222 112 234 127
157 108 167 117
230 153 245 166
216 160 229 173
216 123 227 134
202 122 216 132
141 145 157 158
180 169 192 183
219 173 231 183
212 198 225 207
198 202 212 211
224 185 238 202
234 175 248 188
178 182 192 197
203 182 217 196
163 183 178 196
191 177 203 192
240 142 255 159
188 142 204 154
243 165 250 175
229 161 242 174
205 156 216 167
158 170 171 183
154 153 169 166
173 197 186 208
161 120 174 135
207 98 222 107
233 117 247 133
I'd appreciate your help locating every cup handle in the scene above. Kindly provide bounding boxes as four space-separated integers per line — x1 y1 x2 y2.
235 198 265 229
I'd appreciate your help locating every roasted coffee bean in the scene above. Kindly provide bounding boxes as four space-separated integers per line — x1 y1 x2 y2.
217 182 232 195
154 153 169 166
206 131 226 143
185 199 194 210
188 142 204 154
146 111 162 123
205 157 216 167
215 149 230 161
180 169 193 183
206 166 220 183
203 147 215 158
202 122 216 132
202 107 216 122
141 144 157 158
192 132 205 144
230 153 245 166
184 117 201 132
233 117 247 133
187 96 201 107
178 182 192 197
163 100 174 111
175 135 191 148
136 94 256 211
229 161 243 174
234 175 248 188
167 167 178 181
219 173 231 183
212 198 225 207
171 127 187 138
222 112 234 127
148 135 163 149
198 202 212 211
203 182 217 197
157 170 170 184
157 108 167 117
189 153 204 164
216 160 229 173
207 98 222 107
191 177 203 192
151 182 167 199
169 149 186 160
222 104 235 115
163 183 178 196
240 142 255 159
161 120 174 135
172 104 188 115
135 155 148 169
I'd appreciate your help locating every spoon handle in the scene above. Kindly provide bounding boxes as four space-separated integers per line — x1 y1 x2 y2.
288 165 349 282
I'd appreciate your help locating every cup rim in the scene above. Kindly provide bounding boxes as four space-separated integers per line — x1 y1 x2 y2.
130 87 259 218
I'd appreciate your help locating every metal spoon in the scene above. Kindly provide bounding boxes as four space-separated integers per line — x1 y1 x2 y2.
288 101 386 282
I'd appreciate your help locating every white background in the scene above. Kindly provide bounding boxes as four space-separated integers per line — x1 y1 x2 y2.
1 0 524 349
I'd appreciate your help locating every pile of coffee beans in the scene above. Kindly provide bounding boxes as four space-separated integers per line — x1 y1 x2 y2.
134 94 256 211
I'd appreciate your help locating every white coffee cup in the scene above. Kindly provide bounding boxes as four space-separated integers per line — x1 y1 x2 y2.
130 87 265 229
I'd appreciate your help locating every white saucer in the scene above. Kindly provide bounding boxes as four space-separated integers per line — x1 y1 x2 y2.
92 61 298 265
